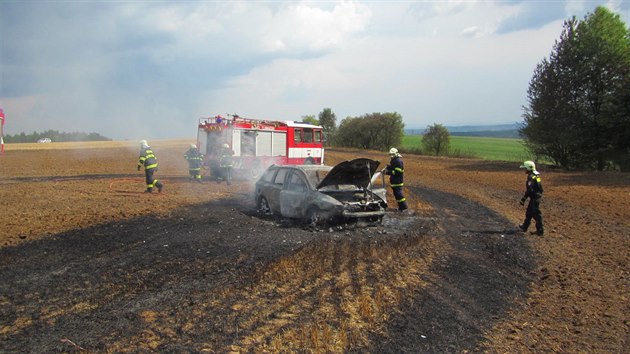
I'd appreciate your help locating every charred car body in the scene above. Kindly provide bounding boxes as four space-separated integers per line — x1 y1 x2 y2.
254 158 387 225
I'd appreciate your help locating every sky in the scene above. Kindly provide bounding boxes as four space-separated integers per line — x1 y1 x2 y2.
1 0 628 140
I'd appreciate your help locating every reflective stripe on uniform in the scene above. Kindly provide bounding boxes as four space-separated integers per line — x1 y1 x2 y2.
391 183 404 187
147 179 159 188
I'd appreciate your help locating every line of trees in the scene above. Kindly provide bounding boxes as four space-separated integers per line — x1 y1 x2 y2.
521 6 630 171
333 112 404 150
303 110 404 151
3 130 111 143
306 109 450 156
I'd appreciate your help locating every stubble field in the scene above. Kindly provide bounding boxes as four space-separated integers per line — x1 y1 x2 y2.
0 140 628 352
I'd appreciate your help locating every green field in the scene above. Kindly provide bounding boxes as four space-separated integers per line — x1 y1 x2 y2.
402 135 534 162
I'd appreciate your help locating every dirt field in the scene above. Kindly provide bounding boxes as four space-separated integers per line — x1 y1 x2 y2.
0 140 628 352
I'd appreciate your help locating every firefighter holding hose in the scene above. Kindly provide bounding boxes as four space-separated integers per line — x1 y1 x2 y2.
382 147 408 212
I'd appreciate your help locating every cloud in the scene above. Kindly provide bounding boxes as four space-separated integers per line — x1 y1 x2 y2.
204 14 562 126
496 0 568 34
0 0 627 139
259 1 371 53
496 0 629 34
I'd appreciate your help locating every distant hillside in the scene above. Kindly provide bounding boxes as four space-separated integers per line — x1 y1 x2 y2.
406 123 521 138
450 129 520 138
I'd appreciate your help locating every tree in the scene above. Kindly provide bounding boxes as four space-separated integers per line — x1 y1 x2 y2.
370 112 405 150
301 115 319 126
521 6 630 170
334 116 359 147
334 112 404 150
422 123 450 156
318 108 337 146
576 7 630 170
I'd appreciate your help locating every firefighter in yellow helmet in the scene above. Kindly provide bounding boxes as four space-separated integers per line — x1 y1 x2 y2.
184 143 204 182
137 140 163 193
518 160 544 235
382 147 408 212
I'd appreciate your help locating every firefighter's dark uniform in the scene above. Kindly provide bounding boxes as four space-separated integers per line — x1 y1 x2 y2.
138 146 163 193
520 171 544 235
219 147 234 185
384 155 408 211
184 147 204 181
304 155 315 165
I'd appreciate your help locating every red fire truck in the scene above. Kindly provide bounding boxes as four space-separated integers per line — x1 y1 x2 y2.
197 114 324 179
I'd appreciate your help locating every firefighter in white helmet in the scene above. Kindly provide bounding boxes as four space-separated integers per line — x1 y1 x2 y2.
382 147 408 212
518 160 544 235
184 143 204 182
137 140 163 193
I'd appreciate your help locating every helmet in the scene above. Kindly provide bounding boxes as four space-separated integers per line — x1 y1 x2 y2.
190 143 197 149
222 143 229 149
389 147 399 156
520 160 536 171
140 139 149 148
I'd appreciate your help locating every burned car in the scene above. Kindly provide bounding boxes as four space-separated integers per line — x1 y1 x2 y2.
254 158 387 225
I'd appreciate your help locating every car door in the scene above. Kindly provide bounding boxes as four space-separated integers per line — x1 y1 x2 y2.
268 167 291 213
258 167 288 214
279 170 310 218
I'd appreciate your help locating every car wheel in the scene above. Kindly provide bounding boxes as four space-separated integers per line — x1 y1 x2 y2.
257 196 272 214
369 215 383 223
307 208 326 226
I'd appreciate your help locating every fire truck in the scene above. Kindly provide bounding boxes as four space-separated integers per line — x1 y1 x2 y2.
197 114 324 179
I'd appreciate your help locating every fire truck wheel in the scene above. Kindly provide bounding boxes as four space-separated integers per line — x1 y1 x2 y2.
250 162 263 179
257 196 272 215
251 167 261 179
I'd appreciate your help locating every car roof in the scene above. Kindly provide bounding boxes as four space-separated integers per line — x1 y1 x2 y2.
269 164 332 172
263 165 329 187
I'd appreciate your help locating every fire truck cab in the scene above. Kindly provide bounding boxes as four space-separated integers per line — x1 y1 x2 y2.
197 115 324 180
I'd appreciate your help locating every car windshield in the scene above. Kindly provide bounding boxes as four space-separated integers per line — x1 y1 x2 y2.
303 168 330 187
303 168 361 191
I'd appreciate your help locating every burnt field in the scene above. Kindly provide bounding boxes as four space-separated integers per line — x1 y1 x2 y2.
0 141 628 352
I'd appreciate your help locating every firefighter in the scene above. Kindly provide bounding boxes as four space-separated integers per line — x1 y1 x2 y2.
184 143 204 182
518 160 544 235
218 143 234 185
382 147 408 212
137 140 163 193
304 153 315 165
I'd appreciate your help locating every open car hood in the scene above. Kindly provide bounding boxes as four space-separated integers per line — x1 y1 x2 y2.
317 158 381 189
